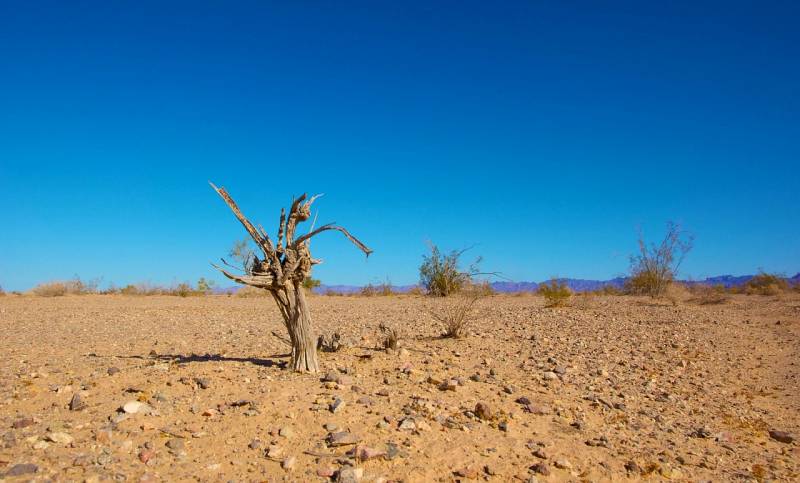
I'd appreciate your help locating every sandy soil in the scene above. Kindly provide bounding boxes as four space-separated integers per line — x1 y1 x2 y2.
0 293 798 482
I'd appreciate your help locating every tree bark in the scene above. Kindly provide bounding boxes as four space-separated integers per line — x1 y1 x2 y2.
285 285 319 372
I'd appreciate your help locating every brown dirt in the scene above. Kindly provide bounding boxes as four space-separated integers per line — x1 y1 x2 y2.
0 293 798 482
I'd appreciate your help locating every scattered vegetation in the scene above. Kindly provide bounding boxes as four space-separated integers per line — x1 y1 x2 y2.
419 244 481 297
30 277 99 297
379 323 401 351
302 277 321 290
429 284 488 338
196 277 216 294
687 284 730 305
742 272 788 295
538 278 572 307
626 222 693 298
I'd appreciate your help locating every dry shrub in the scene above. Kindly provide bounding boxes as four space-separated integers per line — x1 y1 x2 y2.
572 291 597 309
538 278 572 307
429 286 487 338
235 285 269 298
744 272 788 296
31 278 95 297
664 283 691 306
407 286 424 296
627 222 693 297
379 323 401 351
360 282 394 296
688 284 730 305
593 284 623 296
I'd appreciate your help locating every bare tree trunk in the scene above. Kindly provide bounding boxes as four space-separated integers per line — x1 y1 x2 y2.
210 183 371 373
286 286 319 372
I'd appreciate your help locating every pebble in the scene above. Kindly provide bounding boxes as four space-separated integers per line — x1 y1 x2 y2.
530 463 550 475
194 377 211 389
69 393 86 411
769 430 794 444
475 402 494 421
281 456 296 471
107 367 120 375
248 439 261 450
398 417 417 431
337 466 363 483
12 417 34 429
122 400 150 414
543 371 558 381
454 466 480 478
46 431 74 445
279 427 293 438
4 463 38 477
166 438 185 452
330 397 346 413
554 458 572 469
326 431 361 447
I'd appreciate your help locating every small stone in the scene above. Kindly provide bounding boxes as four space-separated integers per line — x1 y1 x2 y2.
194 378 210 389
266 445 284 459
69 393 86 411
281 456 296 471
279 427 293 438
122 401 150 414
138 449 156 463
317 465 337 477
543 371 558 381
337 466 363 483
46 431 74 445
326 431 361 447
4 463 38 476
503 385 515 394
438 380 458 391
12 417 34 429
469 373 482 382
330 397 346 413
515 396 531 405
350 444 386 461
454 466 480 478
107 367 120 375
248 439 261 450
530 463 550 475
398 418 416 431
166 438 185 452
484 464 497 475
532 448 548 459
324 423 340 432
625 461 640 474
475 402 494 421
554 458 572 469
769 430 794 444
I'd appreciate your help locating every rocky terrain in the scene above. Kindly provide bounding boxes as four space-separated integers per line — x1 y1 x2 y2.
0 293 798 482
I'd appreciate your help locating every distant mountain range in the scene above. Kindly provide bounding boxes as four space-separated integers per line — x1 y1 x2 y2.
214 272 799 294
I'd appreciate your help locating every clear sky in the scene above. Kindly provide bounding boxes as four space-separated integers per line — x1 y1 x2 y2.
1 1 798 291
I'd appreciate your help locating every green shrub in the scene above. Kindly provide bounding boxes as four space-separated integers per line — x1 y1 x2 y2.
538 278 572 307
419 244 480 297
302 277 321 290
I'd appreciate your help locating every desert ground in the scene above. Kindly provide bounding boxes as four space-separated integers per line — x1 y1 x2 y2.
0 293 798 482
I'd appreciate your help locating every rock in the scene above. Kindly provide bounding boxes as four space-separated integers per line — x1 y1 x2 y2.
398 418 416 431
279 427 293 438
543 371 558 381
475 402 494 421
46 431 74 445
107 367 120 375
356 396 374 405
12 417 34 429
691 426 713 438
532 448 548 459
438 380 458 391
525 404 551 415
122 400 151 414
4 463 38 477
69 393 86 411
515 396 531 405
266 445 284 459
769 430 795 444
324 423 340 432
194 377 210 389
386 442 401 460
166 438 185 452
248 439 261 450
454 466 480 479
625 460 641 474
530 463 550 475
317 465 337 477
349 444 386 461
330 397 346 413
469 373 483 382
138 448 156 463
326 431 361 447
281 456 296 471
554 458 572 469
337 466 363 483
484 464 497 476
498 421 509 432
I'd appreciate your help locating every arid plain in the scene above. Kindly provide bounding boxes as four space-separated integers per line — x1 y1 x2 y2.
1 293 798 482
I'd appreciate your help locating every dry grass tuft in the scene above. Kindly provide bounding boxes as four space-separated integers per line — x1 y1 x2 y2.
538 278 572 307
428 286 487 338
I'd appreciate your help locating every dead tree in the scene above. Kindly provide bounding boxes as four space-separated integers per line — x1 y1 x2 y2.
210 183 372 372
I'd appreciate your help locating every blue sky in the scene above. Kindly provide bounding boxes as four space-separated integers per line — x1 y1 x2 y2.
1 1 798 291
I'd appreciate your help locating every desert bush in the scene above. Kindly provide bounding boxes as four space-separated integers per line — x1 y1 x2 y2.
419 244 481 297
31 278 94 297
744 272 788 295
428 285 487 338
664 283 691 306
172 283 193 297
235 285 269 298
594 284 623 296
302 277 321 290
688 284 729 305
360 281 394 296
407 286 424 296
197 277 215 294
379 323 401 351
538 278 572 307
626 222 693 297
